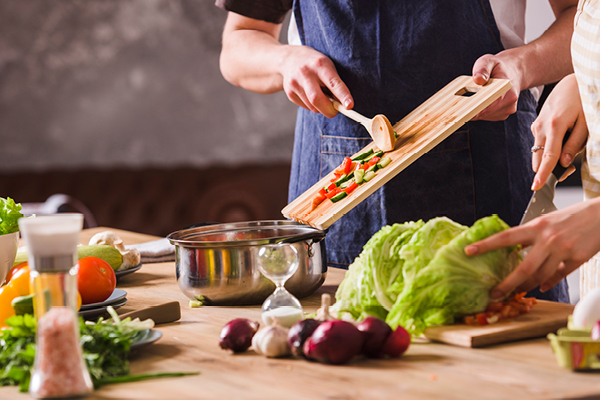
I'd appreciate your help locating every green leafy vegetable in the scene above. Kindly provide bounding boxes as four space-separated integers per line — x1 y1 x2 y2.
332 215 520 335
386 215 519 335
0 309 198 392
0 197 23 235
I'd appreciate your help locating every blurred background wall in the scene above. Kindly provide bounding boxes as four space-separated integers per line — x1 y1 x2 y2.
0 0 574 239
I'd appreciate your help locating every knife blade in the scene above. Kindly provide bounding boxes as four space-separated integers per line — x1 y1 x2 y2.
519 134 572 225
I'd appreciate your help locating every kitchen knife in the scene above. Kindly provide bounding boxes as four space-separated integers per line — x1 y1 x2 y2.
519 134 572 225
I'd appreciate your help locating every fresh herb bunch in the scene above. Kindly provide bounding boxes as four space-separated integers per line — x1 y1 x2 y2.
0 314 36 392
0 197 23 235
0 309 198 392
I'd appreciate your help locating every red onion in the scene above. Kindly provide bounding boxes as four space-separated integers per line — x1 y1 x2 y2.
219 318 259 353
592 321 600 341
357 316 393 358
288 318 321 357
381 325 411 358
303 320 364 365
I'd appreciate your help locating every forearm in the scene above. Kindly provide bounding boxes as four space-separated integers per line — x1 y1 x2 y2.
220 13 288 94
502 3 576 91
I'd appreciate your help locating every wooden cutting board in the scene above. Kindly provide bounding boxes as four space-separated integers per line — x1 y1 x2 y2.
424 300 574 348
282 76 512 229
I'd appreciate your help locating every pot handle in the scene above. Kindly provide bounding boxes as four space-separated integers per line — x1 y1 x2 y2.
277 230 327 245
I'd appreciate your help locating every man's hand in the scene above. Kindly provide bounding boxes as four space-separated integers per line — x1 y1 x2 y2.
471 52 523 121
279 45 353 118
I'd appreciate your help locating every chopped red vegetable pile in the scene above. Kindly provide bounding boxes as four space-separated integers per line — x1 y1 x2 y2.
462 292 537 326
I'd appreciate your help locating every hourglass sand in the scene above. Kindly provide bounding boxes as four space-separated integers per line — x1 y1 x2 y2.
257 243 303 328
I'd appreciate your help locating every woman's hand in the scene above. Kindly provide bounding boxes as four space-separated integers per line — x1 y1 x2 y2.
464 198 600 299
530 74 587 190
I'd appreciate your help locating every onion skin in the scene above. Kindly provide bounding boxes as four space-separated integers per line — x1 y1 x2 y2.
288 318 321 357
303 320 364 365
219 318 260 353
357 316 393 358
381 325 411 358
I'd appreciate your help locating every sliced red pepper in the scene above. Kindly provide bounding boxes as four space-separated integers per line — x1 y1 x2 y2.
310 193 327 211
475 313 489 326
327 182 337 192
326 187 341 199
343 181 358 194
341 157 353 175
318 188 328 197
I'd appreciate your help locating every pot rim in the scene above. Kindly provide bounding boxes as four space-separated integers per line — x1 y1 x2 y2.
167 220 326 248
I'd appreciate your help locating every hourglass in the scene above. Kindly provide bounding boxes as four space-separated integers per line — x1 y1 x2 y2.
257 243 303 328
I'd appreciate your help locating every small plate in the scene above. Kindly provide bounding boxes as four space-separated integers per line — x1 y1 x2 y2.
80 288 127 311
79 298 128 319
115 263 143 280
131 329 163 350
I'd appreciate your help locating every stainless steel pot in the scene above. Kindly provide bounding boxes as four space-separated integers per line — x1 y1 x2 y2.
167 220 327 306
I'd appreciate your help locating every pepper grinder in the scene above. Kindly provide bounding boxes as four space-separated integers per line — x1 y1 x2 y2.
19 214 93 399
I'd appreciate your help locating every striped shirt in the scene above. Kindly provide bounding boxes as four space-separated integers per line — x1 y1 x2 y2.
573 0 600 199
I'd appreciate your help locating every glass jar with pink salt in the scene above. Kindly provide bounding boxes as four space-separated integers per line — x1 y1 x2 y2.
19 214 93 399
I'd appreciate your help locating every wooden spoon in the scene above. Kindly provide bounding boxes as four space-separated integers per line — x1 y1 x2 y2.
331 99 396 152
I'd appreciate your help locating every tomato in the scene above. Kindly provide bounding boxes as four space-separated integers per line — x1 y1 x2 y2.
326 187 341 199
77 256 116 305
343 181 358 194
5 262 28 284
327 183 337 192
318 188 327 197
341 157 354 175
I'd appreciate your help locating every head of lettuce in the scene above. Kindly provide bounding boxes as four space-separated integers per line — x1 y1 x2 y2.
0 197 23 236
331 215 520 336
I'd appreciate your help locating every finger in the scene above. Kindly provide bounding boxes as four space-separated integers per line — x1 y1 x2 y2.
491 247 551 299
298 75 337 117
464 226 532 256
531 131 564 191
558 165 576 182
288 91 320 114
539 261 570 292
561 118 588 167
318 69 353 110
523 254 564 293
472 55 496 85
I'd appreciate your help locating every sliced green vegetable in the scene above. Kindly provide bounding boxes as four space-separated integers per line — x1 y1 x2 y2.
354 169 365 184
334 172 354 187
364 150 384 163
363 171 376 182
330 192 348 203
377 156 392 169
351 149 374 161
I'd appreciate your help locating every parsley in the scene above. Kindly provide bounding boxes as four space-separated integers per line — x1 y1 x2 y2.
0 311 198 392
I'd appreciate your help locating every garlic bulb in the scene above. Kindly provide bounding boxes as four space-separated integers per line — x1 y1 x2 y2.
89 231 141 271
252 320 291 358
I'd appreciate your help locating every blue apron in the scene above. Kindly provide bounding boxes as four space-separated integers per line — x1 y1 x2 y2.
289 0 569 303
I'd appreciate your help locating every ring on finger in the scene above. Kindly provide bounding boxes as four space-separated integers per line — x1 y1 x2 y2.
531 145 545 153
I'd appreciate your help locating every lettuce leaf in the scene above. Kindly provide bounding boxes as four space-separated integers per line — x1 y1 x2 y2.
0 197 23 235
331 221 423 320
385 215 519 335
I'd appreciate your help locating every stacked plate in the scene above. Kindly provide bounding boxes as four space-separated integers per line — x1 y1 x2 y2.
79 288 127 320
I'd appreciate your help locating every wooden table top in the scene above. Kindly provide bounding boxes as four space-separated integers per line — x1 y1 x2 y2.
2 227 599 400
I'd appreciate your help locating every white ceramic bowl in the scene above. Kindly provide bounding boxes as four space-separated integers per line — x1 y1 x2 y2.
0 232 19 285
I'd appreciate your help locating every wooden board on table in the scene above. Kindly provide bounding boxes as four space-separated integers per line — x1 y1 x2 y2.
424 300 574 348
282 76 512 230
